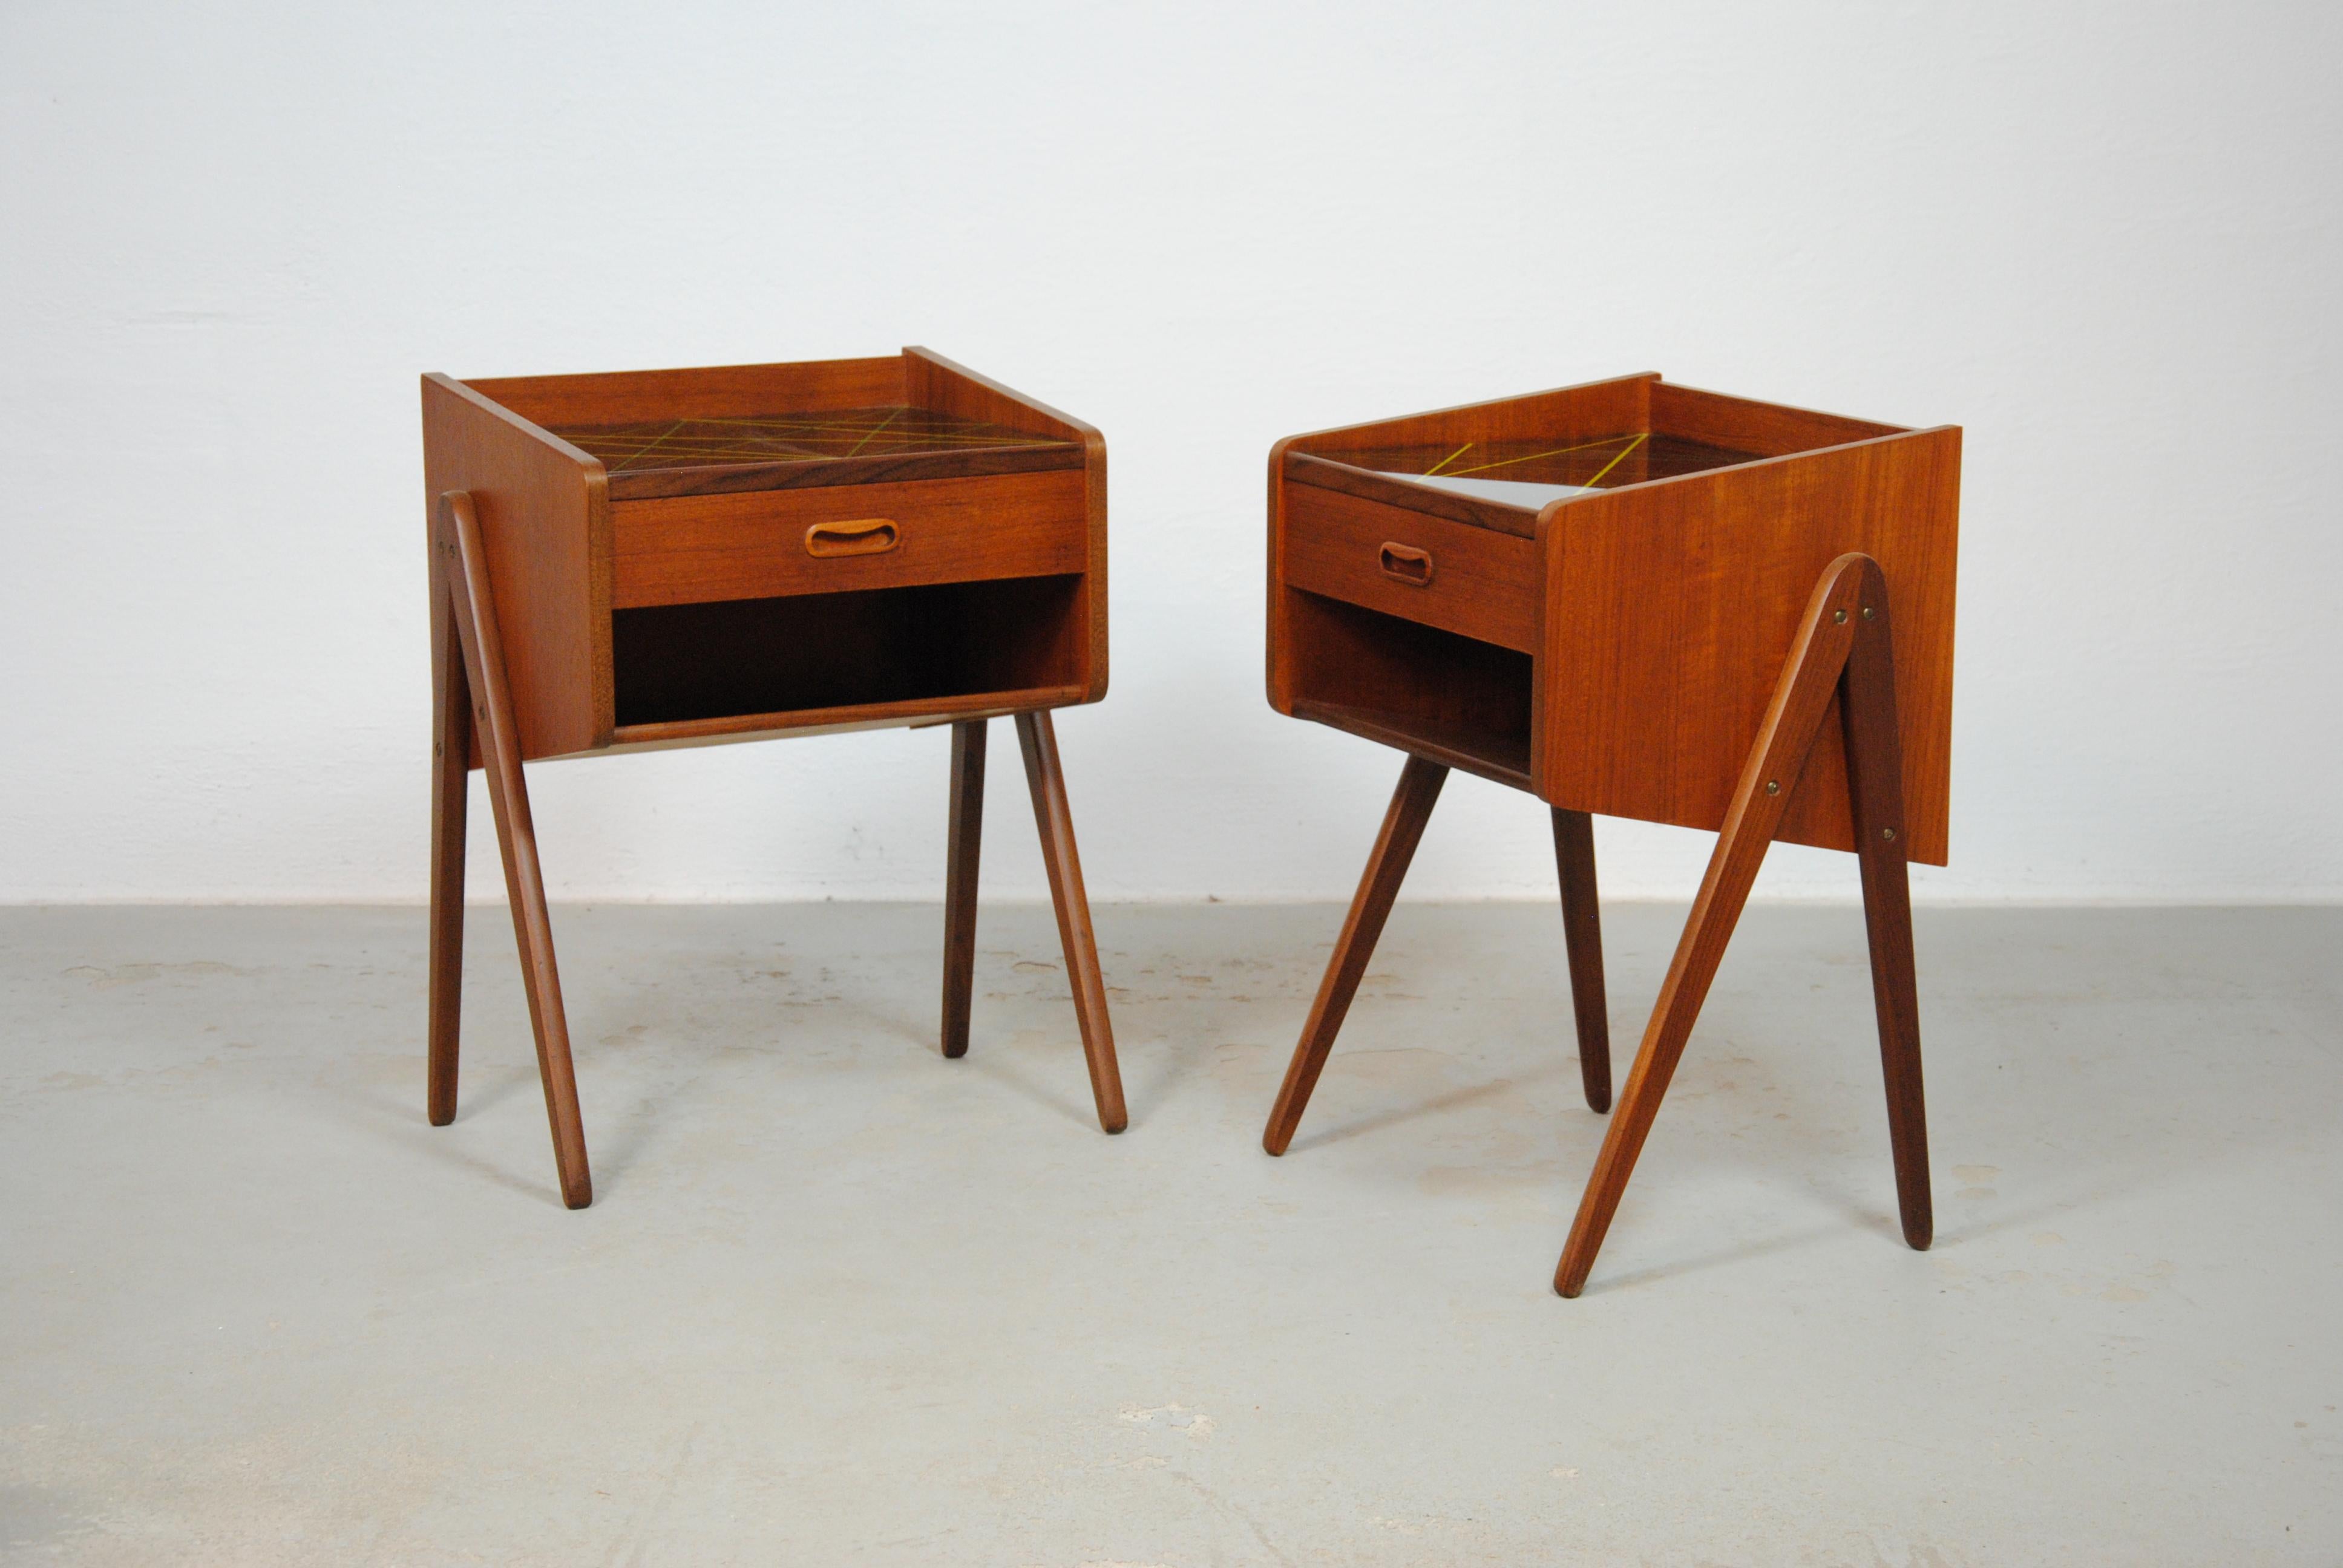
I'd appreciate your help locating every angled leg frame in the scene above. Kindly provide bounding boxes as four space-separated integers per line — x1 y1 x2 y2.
428 503 1132 1209
939 714 1128 1132
1553 551 1930 1296
1262 755 1614 1157
426 491 592 1209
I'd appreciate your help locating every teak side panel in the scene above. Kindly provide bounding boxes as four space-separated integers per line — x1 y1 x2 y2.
1282 483 1540 654
908 347 1109 704
610 469 1087 609
467 356 908 429
1265 437 1302 715
1289 373 1656 459
422 374 611 759
1536 426 1961 863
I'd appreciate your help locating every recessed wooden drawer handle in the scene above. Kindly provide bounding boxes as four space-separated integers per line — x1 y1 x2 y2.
1378 541 1435 587
805 518 900 558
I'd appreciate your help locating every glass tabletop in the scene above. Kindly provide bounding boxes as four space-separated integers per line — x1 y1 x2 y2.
552 405 1074 475
1339 431 1764 500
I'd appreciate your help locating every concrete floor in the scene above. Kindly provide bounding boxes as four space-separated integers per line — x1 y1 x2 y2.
1 901 2338 1564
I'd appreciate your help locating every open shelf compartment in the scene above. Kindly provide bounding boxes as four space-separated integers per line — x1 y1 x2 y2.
611 573 1085 738
1279 588 1533 790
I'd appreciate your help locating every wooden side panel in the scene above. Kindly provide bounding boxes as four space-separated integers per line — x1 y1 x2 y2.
1291 373 1654 458
468 356 908 428
1282 483 1540 654
422 374 610 759
904 347 1084 440
1537 427 1961 863
907 347 1108 703
1650 381 1902 457
1266 437 1301 715
610 469 1087 608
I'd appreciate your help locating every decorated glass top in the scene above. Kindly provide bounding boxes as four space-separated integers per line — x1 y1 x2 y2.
552 405 1074 475
1340 431 1764 504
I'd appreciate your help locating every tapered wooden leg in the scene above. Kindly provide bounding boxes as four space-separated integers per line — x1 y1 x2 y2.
1841 578 1932 1250
426 540 469 1128
1014 710 1127 1134
940 720 987 1060
1552 807 1611 1114
436 492 593 1209
1263 754 1448 1155
1556 555 1896 1296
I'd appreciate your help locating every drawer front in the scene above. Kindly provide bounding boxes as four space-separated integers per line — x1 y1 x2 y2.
611 469 1087 609
1282 482 1541 653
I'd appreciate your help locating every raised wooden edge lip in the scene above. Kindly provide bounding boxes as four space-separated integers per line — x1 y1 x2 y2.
903 345 1101 444
1275 371 1956 538
1525 423 1965 531
1279 422 1964 540
423 371 608 478
1283 452 1541 538
1281 370 1664 452
434 347 1106 480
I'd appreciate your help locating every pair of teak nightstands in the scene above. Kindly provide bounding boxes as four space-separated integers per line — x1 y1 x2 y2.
421 351 1959 1298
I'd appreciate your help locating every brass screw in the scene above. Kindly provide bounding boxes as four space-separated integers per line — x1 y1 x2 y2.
1765 780 1780 795
1833 609 1847 624
1863 606 1875 620
1883 827 1896 841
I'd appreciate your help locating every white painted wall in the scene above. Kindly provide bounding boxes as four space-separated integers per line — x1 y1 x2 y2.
4 1 2338 904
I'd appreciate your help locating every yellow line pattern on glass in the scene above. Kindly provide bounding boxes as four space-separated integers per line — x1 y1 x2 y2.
842 405 902 457
606 419 686 472
1449 434 1632 477
1578 431 1648 489
572 407 1073 470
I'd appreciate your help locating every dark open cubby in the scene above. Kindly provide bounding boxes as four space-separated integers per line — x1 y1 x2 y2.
1279 587 1533 787
613 574 1084 729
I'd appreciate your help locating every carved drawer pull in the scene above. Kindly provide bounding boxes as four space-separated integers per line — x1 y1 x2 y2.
1378 541 1434 587
805 518 900 558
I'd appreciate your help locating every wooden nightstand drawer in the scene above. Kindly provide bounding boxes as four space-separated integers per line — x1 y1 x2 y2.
1282 481 1539 654
611 468 1087 609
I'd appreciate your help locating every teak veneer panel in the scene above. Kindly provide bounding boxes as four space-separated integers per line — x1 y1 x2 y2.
1269 372 1961 864
908 347 1109 706
1290 372 1658 459
470 356 909 429
422 373 611 760
1282 483 1541 653
1536 425 1960 863
611 469 1087 609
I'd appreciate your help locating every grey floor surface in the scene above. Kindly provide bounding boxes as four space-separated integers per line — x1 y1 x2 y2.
2 901 2339 1565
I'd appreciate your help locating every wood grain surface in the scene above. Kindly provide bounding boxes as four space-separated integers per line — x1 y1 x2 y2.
422 373 612 758
611 468 1086 609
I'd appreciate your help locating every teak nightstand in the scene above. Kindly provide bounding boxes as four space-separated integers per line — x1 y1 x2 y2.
1259 373 1961 1295
421 348 1122 1208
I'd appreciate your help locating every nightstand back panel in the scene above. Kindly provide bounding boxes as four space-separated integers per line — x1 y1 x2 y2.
468 357 908 428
